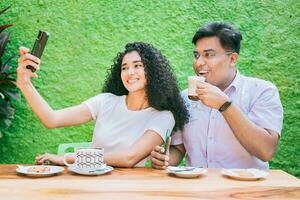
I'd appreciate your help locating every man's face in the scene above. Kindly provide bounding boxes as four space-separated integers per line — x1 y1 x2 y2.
193 36 238 90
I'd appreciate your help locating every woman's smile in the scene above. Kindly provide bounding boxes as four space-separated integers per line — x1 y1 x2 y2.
127 78 139 84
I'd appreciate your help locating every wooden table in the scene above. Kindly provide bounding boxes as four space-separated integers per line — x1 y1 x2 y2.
0 164 299 200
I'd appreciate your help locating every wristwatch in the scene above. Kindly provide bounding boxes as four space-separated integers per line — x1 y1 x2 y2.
218 100 232 113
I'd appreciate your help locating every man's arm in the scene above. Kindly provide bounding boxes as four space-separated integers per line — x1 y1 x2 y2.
197 82 280 162
222 104 279 161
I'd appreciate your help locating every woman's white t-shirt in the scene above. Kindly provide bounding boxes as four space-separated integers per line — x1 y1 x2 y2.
83 93 175 166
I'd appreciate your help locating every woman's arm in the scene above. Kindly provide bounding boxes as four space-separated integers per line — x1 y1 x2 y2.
36 131 164 167
104 130 164 167
17 47 92 128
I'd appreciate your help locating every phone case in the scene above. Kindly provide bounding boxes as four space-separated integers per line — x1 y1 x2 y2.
163 135 171 155
26 30 50 72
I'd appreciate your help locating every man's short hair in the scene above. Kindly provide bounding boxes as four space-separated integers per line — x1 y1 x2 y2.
192 22 243 54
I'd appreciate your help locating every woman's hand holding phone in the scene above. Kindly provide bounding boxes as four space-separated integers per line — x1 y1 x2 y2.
151 130 171 169
150 145 170 169
17 30 49 88
17 46 41 88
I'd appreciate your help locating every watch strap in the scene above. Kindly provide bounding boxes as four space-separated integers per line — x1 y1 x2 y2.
218 101 232 113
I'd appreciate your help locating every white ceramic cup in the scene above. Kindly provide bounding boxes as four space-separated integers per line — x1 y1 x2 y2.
63 148 105 171
188 76 205 101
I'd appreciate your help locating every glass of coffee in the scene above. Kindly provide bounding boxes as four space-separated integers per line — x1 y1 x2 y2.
188 76 205 101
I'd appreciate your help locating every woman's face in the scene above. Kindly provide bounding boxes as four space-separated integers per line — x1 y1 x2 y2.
121 51 147 94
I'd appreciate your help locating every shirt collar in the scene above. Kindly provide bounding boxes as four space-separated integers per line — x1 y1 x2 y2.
224 70 242 94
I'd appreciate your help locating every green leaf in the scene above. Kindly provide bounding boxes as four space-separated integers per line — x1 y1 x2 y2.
2 90 19 101
1 54 17 72
0 5 12 16
0 32 10 57
0 24 13 33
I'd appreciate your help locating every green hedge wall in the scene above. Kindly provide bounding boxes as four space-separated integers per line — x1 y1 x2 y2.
0 0 299 177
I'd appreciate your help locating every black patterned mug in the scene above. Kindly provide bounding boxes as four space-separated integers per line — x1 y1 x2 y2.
63 148 104 171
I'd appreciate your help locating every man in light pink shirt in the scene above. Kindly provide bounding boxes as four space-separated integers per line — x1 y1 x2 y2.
151 22 283 169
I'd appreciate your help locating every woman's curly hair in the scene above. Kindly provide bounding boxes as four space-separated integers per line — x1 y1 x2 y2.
102 42 188 131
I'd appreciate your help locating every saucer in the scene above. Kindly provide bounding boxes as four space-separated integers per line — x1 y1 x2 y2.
16 165 64 177
68 165 113 176
167 166 207 178
221 168 269 181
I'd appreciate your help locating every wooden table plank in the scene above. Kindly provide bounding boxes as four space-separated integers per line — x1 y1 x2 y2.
0 164 299 200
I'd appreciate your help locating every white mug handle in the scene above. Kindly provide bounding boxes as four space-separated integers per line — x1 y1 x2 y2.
63 152 75 167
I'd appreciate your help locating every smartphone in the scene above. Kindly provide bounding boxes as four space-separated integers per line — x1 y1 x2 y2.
26 30 50 72
163 134 171 155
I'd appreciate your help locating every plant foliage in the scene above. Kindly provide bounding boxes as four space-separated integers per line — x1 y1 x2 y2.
0 5 19 138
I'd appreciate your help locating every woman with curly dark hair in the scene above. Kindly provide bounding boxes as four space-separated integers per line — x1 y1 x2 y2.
103 42 188 131
17 42 188 168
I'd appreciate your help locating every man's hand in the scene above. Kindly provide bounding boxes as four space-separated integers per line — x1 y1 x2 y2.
196 82 230 109
150 145 169 169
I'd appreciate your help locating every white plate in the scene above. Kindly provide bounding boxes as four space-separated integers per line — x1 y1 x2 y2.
221 168 269 181
16 165 64 177
68 165 113 176
167 166 207 178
